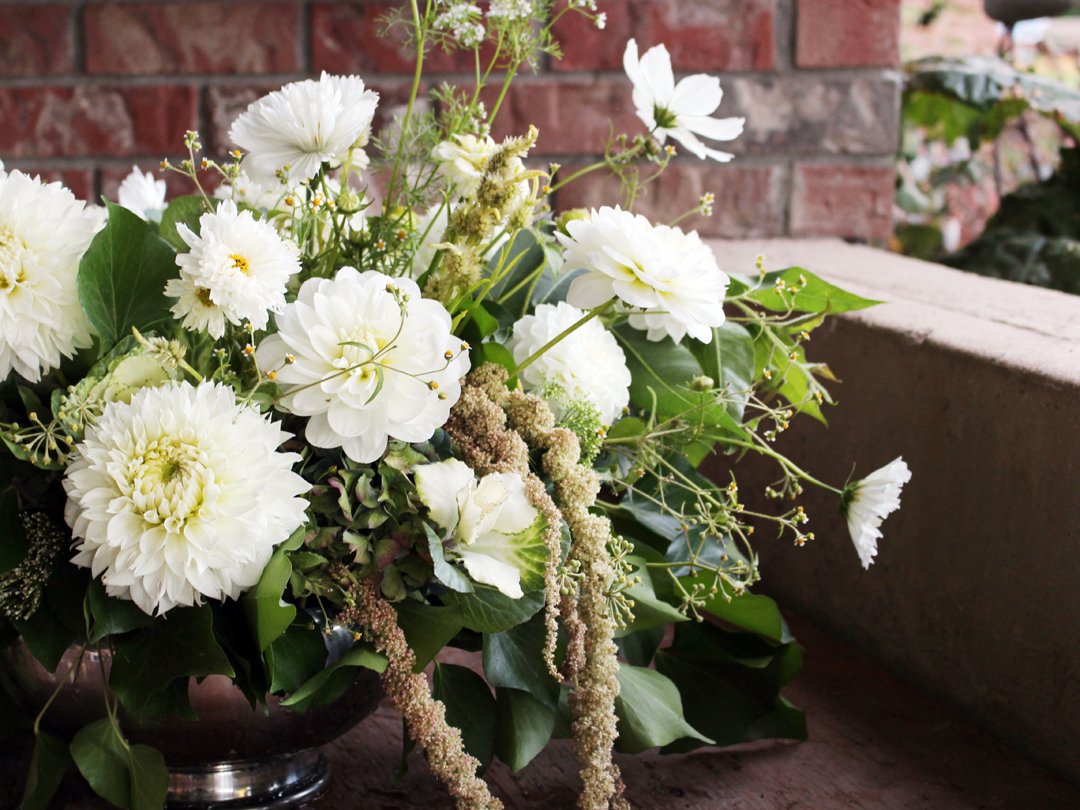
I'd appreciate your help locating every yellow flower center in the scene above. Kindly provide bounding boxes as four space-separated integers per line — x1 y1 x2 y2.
125 435 214 533
229 253 250 275
0 225 28 292
332 326 388 381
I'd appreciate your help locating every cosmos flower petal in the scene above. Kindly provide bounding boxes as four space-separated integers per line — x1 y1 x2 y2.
843 458 911 569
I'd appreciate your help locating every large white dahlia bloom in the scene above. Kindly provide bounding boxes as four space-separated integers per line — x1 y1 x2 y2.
559 206 729 343
229 72 379 188
843 457 912 569
507 302 630 424
415 459 543 599
0 171 98 382
165 200 300 339
117 166 167 221
623 39 745 162
64 381 310 616
256 268 470 464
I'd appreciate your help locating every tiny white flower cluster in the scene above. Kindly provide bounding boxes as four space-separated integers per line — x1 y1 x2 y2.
487 0 532 21
435 2 485 48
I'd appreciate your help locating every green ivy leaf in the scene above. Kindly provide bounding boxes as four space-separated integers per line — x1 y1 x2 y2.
746 267 880 314
393 599 464 672
680 582 786 642
279 643 387 713
12 564 89 673
109 604 235 720
242 537 300 652
77 202 179 352
614 558 687 638
18 731 70 810
614 625 666 669
441 584 545 635
158 195 219 253
493 687 556 772
613 664 712 754
267 617 327 695
482 612 559 708
688 321 755 423
86 577 154 644
433 662 498 773
70 718 170 810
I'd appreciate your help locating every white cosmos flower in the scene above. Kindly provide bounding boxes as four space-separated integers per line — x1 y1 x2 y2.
229 72 379 188
559 206 729 343
415 459 543 599
507 302 630 424
843 457 912 569
623 39 745 162
256 268 470 464
165 200 300 339
0 170 98 382
117 166 167 221
63 381 310 616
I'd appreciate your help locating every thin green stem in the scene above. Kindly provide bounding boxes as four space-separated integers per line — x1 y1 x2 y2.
509 297 616 377
388 0 426 208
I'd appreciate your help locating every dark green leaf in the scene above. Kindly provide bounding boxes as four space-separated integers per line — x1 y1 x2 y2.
688 321 755 423
493 687 555 772
394 599 464 672
279 643 387 713
615 625 666 668
680 583 785 642
19 731 70 810
126 744 171 810
441 584 545 635
71 718 170 810
87 577 154 643
612 664 712 754
0 489 29 575
242 545 298 652
433 662 498 773
12 564 89 673
109 605 234 720
78 202 179 351
158 195 218 253
268 618 327 695
482 612 559 708
614 557 687 638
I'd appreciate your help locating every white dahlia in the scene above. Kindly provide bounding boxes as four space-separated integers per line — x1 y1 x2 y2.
559 206 729 343
165 200 300 339
0 170 98 382
507 302 630 424
229 72 379 188
433 134 498 197
117 166 167 221
256 268 470 464
64 381 310 616
623 39 745 162
415 459 545 599
842 457 912 569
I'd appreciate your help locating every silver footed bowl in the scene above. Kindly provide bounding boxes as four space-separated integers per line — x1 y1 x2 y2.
3 639 384 809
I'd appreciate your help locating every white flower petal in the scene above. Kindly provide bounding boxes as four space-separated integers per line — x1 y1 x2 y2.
414 459 474 534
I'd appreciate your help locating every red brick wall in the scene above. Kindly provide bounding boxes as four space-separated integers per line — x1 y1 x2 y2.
0 0 901 244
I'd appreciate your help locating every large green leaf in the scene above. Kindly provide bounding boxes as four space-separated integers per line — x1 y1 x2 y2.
78 202 179 352
242 530 304 652
493 687 556 772
679 583 785 642
433 662 498 773
267 617 328 695
86 577 154 643
614 558 687 638
614 625 666 668
109 605 235 720
279 643 387 713
688 321 756 424
482 612 559 708
12 564 89 673
19 731 70 810
746 267 880 314
70 718 170 810
394 598 464 672
441 583 545 635
158 195 218 253
612 664 712 754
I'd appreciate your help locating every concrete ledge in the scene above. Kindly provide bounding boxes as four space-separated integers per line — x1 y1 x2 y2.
705 239 1080 785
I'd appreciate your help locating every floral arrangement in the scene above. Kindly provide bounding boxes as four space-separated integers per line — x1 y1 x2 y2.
0 3 911 809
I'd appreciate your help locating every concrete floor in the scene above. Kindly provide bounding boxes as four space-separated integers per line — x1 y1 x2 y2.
3 611 1078 810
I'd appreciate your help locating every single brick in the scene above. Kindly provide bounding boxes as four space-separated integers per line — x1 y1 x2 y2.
790 163 895 243
99 162 207 204
797 0 902 69
2 166 95 203
552 0 775 73
0 6 74 77
721 73 901 157
486 79 641 155
555 162 788 240
312 2 492 74
85 2 300 75
0 86 199 158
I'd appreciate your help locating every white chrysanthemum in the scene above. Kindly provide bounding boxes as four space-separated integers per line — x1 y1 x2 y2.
415 459 542 599
624 39 745 162
117 166 167 221
229 72 379 188
63 381 310 616
433 134 498 197
256 268 470 463
507 302 630 424
559 206 729 343
165 200 300 339
843 457 912 569
0 170 98 382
